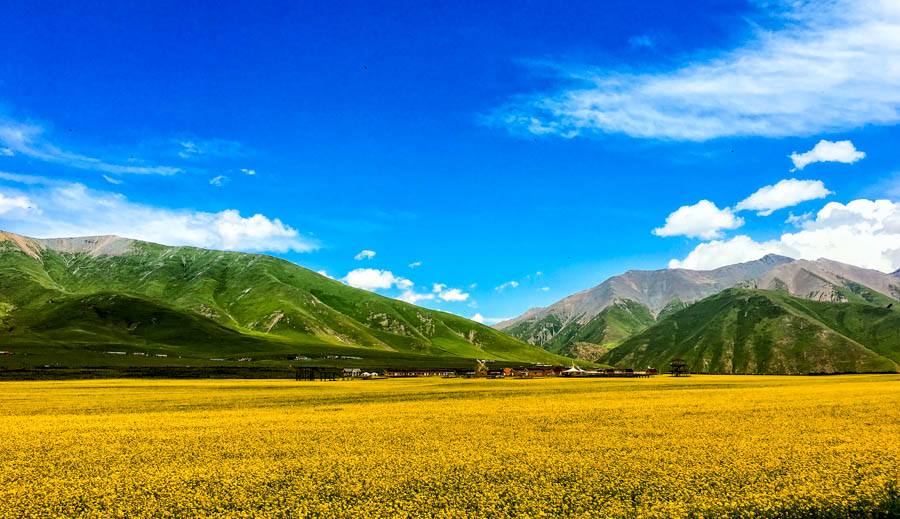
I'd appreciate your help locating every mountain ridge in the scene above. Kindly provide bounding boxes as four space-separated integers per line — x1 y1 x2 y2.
494 254 796 352
0 231 575 367
496 254 900 359
598 288 900 374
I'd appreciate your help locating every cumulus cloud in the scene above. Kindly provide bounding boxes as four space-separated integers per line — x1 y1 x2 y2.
354 249 376 260
471 313 485 324
316 270 334 279
0 119 182 175
0 175 316 253
342 268 411 291
669 199 900 272
785 211 813 226
397 290 435 304
495 280 519 291
0 192 36 215
789 140 866 170
491 1 900 140
438 288 469 302
735 179 833 216
432 283 446 293
653 200 744 239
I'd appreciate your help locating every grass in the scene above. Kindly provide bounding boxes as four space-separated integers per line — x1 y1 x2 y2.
1 237 578 368
602 288 900 374
1 375 899 517
503 300 658 360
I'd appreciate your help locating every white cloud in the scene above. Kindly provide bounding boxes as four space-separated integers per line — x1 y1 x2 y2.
669 199 900 272
789 140 866 170
316 270 334 279
354 249 376 260
735 179 833 216
438 288 469 302
432 283 446 293
0 148 13 156
495 280 520 291
0 176 316 253
409 261 422 268
0 120 182 175
491 1 900 140
241 168 256 176
669 235 782 270
471 313 485 324
102 175 123 185
653 200 744 239
785 211 813 226
0 192 36 215
342 268 411 292
177 138 243 159
541 286 550 291
483 317 513 324
209 175 228 187
397 290 435 304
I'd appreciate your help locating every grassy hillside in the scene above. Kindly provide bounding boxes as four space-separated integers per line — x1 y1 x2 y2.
0 235 579 369
503 299 659 361
600 289 900 374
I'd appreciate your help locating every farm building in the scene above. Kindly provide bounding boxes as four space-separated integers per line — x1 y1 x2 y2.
383 369 456 378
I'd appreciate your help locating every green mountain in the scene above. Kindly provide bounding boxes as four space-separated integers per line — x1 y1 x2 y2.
495 254 795 357
0 231 575 368
502 300 657 362
499 255 900 362
599 288 900 374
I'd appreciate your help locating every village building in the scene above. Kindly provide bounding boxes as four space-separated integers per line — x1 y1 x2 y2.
383 369 456 378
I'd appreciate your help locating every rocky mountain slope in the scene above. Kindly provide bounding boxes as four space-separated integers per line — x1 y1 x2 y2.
498 255 900 362
0 231 571 367
599 288 900 374
744 259 900 303
495 254 794 358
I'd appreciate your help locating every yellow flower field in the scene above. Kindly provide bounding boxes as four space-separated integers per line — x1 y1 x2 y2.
1 375 899 518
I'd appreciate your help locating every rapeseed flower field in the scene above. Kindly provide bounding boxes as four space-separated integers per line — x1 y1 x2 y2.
1 375 898 518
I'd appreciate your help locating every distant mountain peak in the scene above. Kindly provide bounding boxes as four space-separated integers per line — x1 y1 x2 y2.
35 235 135 257
759 253 794 263
1 231 136 258
495 253 797 350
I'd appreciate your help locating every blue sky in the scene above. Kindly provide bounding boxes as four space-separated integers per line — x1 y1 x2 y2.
1 0 899 323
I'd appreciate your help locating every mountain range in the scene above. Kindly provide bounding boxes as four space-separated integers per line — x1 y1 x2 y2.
496 254 900 373
0 231 572 369
3 230 899 375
